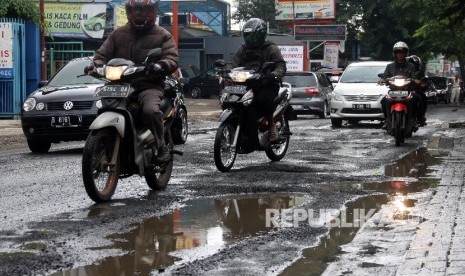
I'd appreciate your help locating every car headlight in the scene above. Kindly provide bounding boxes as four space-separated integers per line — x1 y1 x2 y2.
23 98 36 112
331 92 343 101
105 66 127 81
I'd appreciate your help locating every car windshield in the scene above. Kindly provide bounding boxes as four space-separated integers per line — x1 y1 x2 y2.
181 65 201 78
47 59 106 87
340 65 387 83
431 78 447 89
283 74 317 87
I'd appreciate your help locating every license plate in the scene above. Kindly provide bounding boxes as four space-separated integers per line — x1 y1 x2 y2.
51 115 82 127
95 85 130 98
352 104 371 110
223 85 247 94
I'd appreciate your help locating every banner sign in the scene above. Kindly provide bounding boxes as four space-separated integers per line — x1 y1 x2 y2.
0 23 13 79
294 25 346 41
278 45 304 72
323 42 339 69
44 3 109 39
276 0 335 20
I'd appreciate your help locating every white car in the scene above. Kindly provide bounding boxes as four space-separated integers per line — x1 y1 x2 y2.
329 61 390 127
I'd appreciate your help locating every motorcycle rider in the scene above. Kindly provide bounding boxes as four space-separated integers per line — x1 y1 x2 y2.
380 41 420 129
230 18 287 143
87 0 178 162
407 55 427 126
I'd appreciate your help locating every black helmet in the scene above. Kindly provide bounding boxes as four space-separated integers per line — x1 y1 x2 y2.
407 55 421 70
242 18 267 49
124 0 158 32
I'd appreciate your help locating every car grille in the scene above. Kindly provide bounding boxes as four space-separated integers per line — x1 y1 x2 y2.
47 101 94 111
344 95 380 102
341 108 383 114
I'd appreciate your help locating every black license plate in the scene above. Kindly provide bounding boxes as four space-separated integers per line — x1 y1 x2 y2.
51 115 83 127
224 85 247 94
95 85 130 98
352 104 371 110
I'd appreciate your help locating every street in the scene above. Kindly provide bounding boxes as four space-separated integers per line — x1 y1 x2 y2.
0 104 464 275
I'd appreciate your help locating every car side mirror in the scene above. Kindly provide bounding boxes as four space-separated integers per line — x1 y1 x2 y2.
38 81 48 88
145 48 163 63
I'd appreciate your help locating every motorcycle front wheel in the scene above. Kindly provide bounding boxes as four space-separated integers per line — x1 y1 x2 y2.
82 128 120 203
214 121 238 172
145 130 174 190
265 116 290 161
393 112 404 147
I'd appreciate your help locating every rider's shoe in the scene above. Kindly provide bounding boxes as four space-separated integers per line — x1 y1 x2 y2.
155 145 170 163
418 117 427 126
269 123 280 143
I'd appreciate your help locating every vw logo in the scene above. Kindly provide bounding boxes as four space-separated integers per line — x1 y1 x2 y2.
63 101 74 110
358 94 365 99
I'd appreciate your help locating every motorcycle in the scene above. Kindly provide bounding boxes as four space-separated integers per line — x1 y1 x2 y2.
380 74 418 146
213 60 293 172
165 74 189 145
82 48 182 203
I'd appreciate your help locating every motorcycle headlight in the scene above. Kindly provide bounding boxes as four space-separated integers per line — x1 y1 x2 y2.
389 78 410 88
23 98 36 112
105 66 127 81
240 90 254 106
230 71 252 83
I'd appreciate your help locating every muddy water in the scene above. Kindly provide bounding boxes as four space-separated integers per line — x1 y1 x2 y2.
52 194 310 275
280 147 445 276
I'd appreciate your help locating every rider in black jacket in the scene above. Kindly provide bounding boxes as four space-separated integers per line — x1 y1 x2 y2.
231 18 287 143
381 41 420 129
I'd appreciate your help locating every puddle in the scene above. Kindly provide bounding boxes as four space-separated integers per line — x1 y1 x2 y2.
52 194 310 275
280 147 444 276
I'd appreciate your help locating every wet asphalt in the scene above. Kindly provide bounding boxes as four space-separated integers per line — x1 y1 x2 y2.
0 104 462 275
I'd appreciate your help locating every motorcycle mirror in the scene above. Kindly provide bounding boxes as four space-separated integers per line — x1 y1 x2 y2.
377 73 384 78
214 59 226 68
145 48 163 63
261 62 276 72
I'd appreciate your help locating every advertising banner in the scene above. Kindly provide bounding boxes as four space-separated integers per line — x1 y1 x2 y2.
276 0 335 20
323 42 339 69
278 45 304 71
294 25 346 41
44 3 109 39
0 23 13 79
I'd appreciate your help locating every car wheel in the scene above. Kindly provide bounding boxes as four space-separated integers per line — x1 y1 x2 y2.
94 23 102 31
172 108 188 144
190 87 202 99
331 118 342 128
27 139 51 153
319 102 328 119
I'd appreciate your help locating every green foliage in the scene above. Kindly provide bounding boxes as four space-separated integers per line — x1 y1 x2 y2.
232 0 282 31
0 0 41 25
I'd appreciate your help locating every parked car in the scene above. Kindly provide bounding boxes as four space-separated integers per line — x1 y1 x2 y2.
284 71 334 119
183 67 221 98
21 57 189 153
329 61 390 127
177 64 200 91
424 78 438 104
429 76 450 103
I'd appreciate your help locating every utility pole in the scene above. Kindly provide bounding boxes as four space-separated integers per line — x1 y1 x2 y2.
40 0 46 81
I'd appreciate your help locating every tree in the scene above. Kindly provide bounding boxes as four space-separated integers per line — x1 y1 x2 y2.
0 0 41 26
231 0 283 32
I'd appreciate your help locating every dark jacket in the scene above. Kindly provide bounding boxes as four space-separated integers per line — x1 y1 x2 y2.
231 41 287 79
93 24 178 90
383 60 418 79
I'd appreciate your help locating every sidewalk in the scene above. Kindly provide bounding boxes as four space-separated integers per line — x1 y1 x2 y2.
322 123 465 275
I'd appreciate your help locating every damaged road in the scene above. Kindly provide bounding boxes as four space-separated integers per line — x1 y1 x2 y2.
0 104 462 275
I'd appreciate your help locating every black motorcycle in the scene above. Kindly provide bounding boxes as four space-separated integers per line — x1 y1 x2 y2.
165 74 188 145
213 60 293 172
82 48 183 202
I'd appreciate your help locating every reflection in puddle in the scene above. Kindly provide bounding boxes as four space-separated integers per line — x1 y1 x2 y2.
280 148 443 276
52 194 310 275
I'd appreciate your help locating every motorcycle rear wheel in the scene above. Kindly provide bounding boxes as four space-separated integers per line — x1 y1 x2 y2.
82 128 120 203
145 130 174 190
214 121 238 172
393 112 404 147
265 116 290 161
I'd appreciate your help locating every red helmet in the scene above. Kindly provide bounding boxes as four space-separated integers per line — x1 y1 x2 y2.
124 0 158 32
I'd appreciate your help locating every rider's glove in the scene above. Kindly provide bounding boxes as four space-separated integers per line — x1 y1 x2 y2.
147 62 164 76
84 63 95 75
